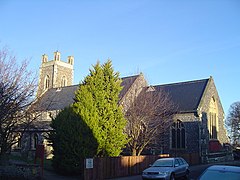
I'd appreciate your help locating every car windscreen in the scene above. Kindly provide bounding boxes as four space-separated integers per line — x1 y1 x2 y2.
200 170 240 180
152 159 173 167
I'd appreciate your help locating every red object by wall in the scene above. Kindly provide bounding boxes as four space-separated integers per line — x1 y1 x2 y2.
209 140 222 152
35 144 44 176
35 144 44 159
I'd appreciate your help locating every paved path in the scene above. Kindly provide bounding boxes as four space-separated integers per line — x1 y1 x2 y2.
43 170 82 180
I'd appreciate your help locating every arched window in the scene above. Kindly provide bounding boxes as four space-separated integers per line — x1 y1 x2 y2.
33 133 38 149
209 97 218 139
171 120 186 149
61 76 67 87
44 75 50 90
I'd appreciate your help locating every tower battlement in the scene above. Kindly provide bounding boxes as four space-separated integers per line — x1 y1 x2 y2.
37 51 74 97
41 51 74 65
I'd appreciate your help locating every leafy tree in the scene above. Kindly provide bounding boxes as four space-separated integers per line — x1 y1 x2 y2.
226 101 240 146
72 60 128 157
0 47 37 164
49 107 98 175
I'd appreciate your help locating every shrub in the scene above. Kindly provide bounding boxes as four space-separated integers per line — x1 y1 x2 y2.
49 107 98 175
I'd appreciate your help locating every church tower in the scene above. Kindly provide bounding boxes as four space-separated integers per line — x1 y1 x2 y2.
37 51 74 97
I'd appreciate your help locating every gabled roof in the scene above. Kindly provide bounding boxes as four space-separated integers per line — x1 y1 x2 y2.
34 75 209 113
119 75 139 101
153 78 209 112
34 75 140 111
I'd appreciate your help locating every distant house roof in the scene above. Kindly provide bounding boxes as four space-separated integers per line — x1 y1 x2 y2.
34 74 140 111
153 78 209 112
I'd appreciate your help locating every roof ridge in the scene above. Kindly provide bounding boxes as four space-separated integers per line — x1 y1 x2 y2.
121 74 140 79
50 84 79 90
46 74 142 91
47 74 140 92
153 78 209 87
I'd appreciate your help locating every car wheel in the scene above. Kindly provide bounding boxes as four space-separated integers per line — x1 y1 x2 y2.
170 173 175 180
184 169 190 179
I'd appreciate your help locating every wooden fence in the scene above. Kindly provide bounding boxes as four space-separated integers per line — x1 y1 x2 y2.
84 153 199 180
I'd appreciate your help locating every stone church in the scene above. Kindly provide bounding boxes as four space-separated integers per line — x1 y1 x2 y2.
14 51 231 163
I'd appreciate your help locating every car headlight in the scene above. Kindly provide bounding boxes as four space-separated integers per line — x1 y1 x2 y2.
142 172 147 175
160 171 170 175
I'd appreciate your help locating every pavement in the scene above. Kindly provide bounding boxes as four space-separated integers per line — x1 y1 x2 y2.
43 170 81 180
43 170 140 180
109 160 240 180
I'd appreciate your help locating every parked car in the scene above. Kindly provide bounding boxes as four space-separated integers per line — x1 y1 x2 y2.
142 157 189 180
198 165 240 180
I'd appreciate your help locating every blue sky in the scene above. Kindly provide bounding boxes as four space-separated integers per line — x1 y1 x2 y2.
0 0 239 115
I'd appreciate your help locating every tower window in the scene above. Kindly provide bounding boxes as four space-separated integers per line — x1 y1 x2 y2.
61 76 67 87
171 120 186 149
44 75 50 90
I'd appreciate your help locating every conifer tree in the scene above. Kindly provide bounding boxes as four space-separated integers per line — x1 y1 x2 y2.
73 60 128 157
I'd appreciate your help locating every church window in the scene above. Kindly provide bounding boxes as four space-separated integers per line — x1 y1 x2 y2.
44 75 50 90
33 133 38 149
171 120 186 149
171 128 176 148
209 97 218 139
61 76 67 87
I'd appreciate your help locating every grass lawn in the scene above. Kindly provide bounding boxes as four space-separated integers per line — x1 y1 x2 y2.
10 154 54 171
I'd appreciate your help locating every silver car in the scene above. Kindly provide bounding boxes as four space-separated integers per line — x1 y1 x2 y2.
199 165 240 180
142 157 189 180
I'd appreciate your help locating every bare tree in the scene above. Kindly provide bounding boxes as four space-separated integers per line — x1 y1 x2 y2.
125 87 176 156
226 101 240 146
0 47 37 164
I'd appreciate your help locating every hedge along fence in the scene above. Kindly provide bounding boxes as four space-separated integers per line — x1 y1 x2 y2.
84 153 200 180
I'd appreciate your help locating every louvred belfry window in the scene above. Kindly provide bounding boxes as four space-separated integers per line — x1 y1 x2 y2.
44 75 50 90
61 76 67 87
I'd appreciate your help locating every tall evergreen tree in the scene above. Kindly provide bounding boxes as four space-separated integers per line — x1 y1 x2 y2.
73 60 128 157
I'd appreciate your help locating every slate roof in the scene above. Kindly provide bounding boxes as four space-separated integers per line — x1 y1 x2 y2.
34 85 79 111
34 75 209 113
119 75 139 101
34 74 140 111
153 78 209 112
